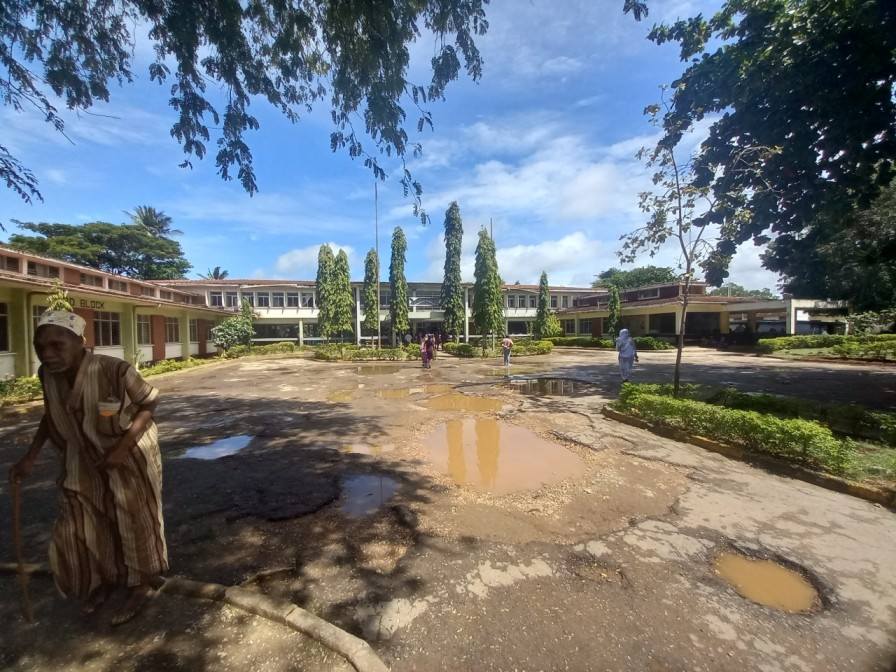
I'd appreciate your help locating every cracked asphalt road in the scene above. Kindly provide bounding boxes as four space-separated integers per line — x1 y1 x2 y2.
1 348 894 672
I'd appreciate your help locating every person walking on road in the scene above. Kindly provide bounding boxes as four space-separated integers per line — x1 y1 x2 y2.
615 328 638 382
8 310 167 626
422 334 435 369
501 335 514 366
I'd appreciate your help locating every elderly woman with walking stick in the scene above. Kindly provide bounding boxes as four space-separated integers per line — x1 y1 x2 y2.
8 310 167 626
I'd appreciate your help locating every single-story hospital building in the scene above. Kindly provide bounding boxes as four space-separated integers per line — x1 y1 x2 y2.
1 245 849 378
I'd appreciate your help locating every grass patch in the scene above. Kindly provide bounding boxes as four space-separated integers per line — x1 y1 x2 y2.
0 376 43 406
847 444 896 487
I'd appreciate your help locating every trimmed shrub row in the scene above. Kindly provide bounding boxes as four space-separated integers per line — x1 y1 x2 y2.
313 344 415 361
613 385 854 475
548 336 673 350
443 340 553 358
756 333 896 354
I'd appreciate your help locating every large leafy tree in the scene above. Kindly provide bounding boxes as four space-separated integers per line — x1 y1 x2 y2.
762 182 896 311
7 220 191 279
649 0 896 285
212 297 256 350
708 284 778 300
594 265 677 290
361 249 381 339
0 0 492 213
533 271 561 339
441 201 465 338
332 249 354 337
389 227 410 338
471 228 504 353
315 244 336 339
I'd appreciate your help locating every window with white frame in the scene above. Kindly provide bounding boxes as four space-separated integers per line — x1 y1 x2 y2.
638 288 661 300
518 295 527 308
141 286 156 297
189 319 199 342
563 319 576 334
272 292 285 307
243 293 254 307
507 295 516 308
255 292 270 307
301 292 314 308
164 317 180 343
579 318 593 335
529 295 537 308
225 291 239 308
160 290 173 301
32 306 46 329
287 292 299 307
561 295 569 308
94 312 122 346
205 322 215 341
108 279 128 292
80 273 102 287
550 295 557 309
137 315 152 345
0 303 8 351
209 291 223 306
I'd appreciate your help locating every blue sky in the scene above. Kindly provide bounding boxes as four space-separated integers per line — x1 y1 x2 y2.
0 0 780 291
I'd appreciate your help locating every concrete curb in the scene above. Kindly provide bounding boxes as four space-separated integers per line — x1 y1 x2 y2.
600 406 896 509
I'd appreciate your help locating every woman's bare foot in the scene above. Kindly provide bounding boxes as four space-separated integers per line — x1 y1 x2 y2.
110 584 154 626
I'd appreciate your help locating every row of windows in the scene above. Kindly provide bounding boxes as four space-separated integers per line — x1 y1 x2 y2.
210 291 315 309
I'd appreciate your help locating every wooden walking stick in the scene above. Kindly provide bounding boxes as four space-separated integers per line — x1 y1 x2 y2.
12 480 35 622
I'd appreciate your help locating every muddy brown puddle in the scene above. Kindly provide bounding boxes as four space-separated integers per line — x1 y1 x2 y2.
713 552 818 612
424 393 505 412
377 384 455 399
425 419 585 493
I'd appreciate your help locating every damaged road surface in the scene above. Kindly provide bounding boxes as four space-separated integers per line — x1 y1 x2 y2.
1 349 894 671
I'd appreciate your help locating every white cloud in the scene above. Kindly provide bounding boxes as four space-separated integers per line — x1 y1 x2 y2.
274 243 358 278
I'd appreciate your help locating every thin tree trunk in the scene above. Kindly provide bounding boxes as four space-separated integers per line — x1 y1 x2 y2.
673 275 692 397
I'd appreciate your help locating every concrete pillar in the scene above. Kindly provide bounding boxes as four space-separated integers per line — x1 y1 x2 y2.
719 310 730 334
298 320 304 347
786 300 797 335
180 313 190 360
463 287 470 343
746 312 757 333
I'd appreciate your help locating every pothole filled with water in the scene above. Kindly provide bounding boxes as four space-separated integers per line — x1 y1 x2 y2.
425 419 586 493
713 552 819 612
177 435 254 460
479 365 551 377
328 389 355 402
377 384 455 399
502 378 591 397
355 365 401 375
424 393 505 412
340 474 399 517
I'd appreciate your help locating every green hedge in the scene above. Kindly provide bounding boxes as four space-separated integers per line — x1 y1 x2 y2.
443 340 553 358
612 385 854 475
548 336 673 350
0 376 43 406
313 344 412 361
140 357 213 376
829 339 896 361
757 333 896 354
224 341 316 359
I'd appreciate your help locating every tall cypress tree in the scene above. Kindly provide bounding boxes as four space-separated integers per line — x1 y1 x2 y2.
316 244 336 339
607 285 622 336
332 249 354 338
441 201 465 338
472 228 504 354
389 227 409 339
533 270 562 339
361 248 380 338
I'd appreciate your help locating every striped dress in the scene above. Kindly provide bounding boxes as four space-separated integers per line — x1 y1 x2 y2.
39 352 167 598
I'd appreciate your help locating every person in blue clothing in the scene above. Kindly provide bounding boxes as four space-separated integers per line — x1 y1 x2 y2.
615 328 639 382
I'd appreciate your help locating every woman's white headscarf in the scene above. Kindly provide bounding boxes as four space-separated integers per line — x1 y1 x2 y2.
616 328 636 357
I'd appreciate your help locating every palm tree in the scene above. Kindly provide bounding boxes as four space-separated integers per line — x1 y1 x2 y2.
125 206 182 237
200 266 230 280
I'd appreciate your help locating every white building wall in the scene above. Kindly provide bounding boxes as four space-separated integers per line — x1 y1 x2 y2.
0 353 16 379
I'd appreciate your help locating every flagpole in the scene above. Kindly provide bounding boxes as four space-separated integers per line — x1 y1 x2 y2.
375 182 381 349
